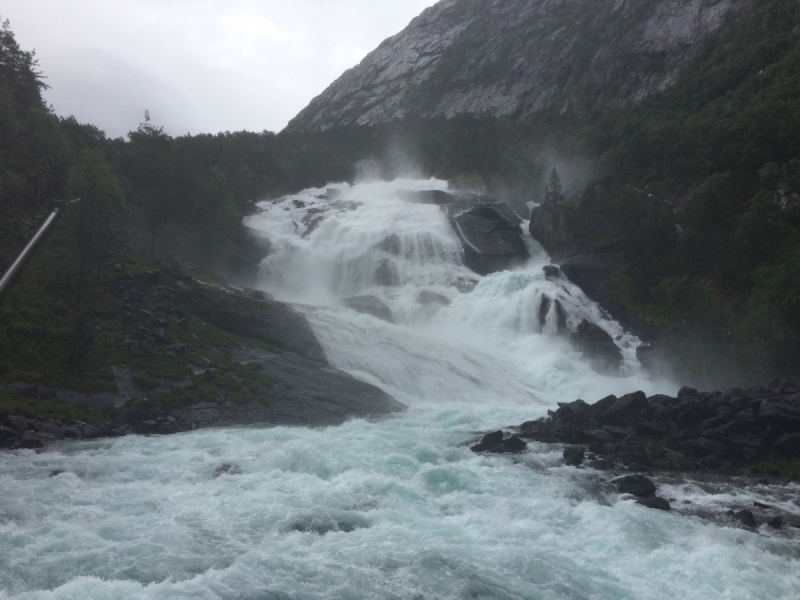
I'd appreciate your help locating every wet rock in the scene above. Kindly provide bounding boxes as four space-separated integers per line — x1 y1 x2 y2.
5 415 30 433
563 446 585 466
542 265 560 278
445 203 529 275
636 497 671 511
471 430 504 453
732 509 758 528
490 435 528 453
612 474 657 498
0 425 19 447
768 516 783 529
342 296 394 323
570 319 623 375
49 469 65 477
19 432 44 449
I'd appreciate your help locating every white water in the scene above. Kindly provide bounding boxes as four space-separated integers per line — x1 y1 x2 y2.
1 179 799 599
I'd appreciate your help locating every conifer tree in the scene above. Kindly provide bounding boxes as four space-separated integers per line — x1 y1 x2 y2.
545 167 564 204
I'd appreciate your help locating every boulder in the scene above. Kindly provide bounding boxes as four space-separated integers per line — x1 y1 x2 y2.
570 319 623 375
768 516 783 529
732 509 758 528
636 497 671 511
542 265 560 278
471 430 504 453
446 203 529 275
612 474 657 498
0 425 20 447
470 431 527 453
342 296 394 323
563 446 585 466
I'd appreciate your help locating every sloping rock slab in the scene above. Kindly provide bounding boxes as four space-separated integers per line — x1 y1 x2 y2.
187 288 328 363
174 345 406 428
445 203 529 275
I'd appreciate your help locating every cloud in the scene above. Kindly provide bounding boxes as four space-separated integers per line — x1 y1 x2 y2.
1 0 438 137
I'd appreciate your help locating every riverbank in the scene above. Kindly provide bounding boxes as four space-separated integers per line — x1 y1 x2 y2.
0 259 404 451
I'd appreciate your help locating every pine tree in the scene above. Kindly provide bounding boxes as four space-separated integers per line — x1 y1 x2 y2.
545 167 564 204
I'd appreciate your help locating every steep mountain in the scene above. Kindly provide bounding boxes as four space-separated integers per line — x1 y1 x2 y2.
287 0 751 132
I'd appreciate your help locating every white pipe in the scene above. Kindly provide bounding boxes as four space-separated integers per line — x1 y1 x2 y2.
0 208 60 296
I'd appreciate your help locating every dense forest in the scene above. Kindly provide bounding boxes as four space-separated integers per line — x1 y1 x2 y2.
1 0 799 387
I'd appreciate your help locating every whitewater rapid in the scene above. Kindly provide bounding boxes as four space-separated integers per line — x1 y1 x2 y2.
1 179 798 599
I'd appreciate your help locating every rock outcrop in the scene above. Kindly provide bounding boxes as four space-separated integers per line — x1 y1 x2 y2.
570 318 624 375
516 380 800 472
398 189 530 275
288 0 750 132
445 202 530 275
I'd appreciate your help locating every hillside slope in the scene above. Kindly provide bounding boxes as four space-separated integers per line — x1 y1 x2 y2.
288 0 750 132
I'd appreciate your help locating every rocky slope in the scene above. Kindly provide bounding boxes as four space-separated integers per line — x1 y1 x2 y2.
288 0 750 132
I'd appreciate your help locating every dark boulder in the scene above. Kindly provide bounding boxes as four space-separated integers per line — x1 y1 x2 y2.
471 430 504 453
612 474 657 498
446 203 529 275
0 425 19 447
342 296 394 323
769 516 783 529
570 319 623 375
542 265 560 278
496 435 528 453
636 497 671 511
563 446 585 466
471 431 527 454
732 509 758 528
605 391 647 418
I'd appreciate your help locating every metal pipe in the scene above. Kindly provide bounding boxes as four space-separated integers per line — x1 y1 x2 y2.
0 208 60 296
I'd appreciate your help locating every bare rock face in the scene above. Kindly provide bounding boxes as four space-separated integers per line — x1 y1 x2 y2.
288 0 750 132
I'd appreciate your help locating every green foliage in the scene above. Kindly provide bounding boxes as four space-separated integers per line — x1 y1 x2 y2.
758 459 800 481
0 389 106 424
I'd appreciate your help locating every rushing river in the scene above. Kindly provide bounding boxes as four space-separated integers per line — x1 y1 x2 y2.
1 179 798 599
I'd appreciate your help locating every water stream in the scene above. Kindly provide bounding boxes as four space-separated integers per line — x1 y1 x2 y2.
1 179 798 599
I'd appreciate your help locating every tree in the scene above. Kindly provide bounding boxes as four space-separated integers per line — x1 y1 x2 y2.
121 117 177 255
65 149 123 295
545 167 564 204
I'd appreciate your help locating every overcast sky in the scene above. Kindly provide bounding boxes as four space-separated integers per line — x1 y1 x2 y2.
2 0 438 138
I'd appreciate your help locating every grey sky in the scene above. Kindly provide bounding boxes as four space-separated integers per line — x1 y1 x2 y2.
2 0 438 138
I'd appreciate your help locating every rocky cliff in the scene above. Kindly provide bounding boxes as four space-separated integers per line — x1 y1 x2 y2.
288 0 750 132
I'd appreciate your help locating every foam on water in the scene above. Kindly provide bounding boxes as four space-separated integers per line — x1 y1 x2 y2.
1 179 798 599
2 415 799 599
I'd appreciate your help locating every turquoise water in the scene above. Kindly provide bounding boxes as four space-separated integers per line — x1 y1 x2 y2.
1 179 798 599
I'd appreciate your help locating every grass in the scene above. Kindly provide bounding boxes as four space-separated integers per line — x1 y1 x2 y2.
0 389 106 425
758 460 800 481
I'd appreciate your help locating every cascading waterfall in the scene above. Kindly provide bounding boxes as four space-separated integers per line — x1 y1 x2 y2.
245 178 654 406
0 178 798 600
